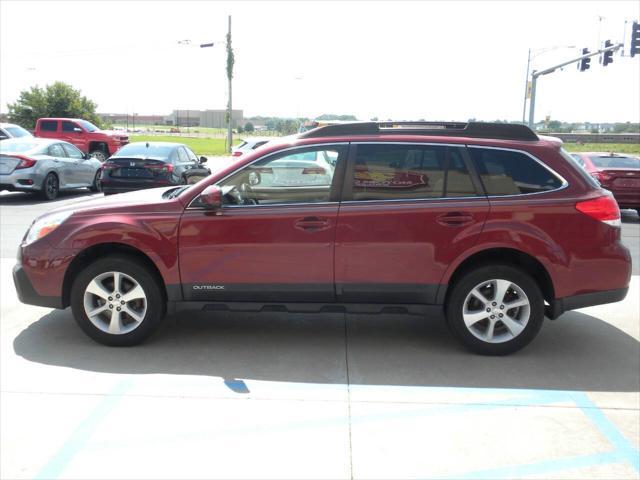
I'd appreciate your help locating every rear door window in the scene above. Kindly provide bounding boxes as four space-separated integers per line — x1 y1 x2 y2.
48 144 67 157
39 120 58 132
350 144 476 200
470 147 563 195
177 147 189 163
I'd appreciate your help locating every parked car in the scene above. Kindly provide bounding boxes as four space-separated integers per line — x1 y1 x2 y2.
99 142 210 195
34 118 129 162
0 123 33 140
0 138 102 200
13 122 630 355
571 152 640 216
231 137 271 157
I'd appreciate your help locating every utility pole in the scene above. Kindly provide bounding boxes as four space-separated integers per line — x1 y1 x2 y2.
226 15 233 153
528 42 623 127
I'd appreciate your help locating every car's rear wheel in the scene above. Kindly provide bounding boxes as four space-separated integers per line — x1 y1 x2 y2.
445 264 544 355
39 173 59 200
90 149 108 162
70 255 165 346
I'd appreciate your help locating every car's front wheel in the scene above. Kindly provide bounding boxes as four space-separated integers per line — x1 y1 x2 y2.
445 264 545 355
89 171 102 192
70 255 165 346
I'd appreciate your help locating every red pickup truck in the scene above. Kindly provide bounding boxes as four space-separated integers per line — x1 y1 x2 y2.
34 118 129 161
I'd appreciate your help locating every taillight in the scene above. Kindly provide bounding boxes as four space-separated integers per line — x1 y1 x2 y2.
591 171 613 184
147 163 173 173
14 155 37 169
102 162 118 169
232 151 243 157
575 195 621 227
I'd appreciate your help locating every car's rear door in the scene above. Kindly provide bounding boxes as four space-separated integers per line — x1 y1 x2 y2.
179 143 348 303
37 120 59 139
334 142 490 304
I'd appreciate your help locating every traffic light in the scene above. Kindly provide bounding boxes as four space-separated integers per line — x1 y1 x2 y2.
631 21 640 57
602 40 614 66
578 48 591 71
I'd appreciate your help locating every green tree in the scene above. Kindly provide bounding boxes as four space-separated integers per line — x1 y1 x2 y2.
244 121 254 132
7 81 103 129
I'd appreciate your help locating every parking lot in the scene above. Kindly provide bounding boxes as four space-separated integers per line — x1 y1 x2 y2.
0 189 638 479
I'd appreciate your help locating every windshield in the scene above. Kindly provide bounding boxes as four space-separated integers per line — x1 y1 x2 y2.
112 143 175 159
77 120 99 132
589 155 640 169
5 126 32 138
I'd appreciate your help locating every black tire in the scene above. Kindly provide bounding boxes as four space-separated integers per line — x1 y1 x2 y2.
180 175 188 185
39 172 59 200
636 208 640 218
90 149 108 162
89 171 102 193
70 255 166 346
445 264 545 355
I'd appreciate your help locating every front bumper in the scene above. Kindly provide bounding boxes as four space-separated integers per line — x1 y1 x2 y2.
13 263 63 309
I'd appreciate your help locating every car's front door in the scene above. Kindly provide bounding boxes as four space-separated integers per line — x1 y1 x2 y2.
61 120 87 151
47 143 76 186
178 144 348 303
63 142 94 185
334 143 490 304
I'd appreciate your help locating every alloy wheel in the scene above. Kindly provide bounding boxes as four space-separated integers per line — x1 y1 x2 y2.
83 271 147 335
461 278 530 343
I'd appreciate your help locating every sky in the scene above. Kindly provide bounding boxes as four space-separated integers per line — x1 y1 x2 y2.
0 0 639 123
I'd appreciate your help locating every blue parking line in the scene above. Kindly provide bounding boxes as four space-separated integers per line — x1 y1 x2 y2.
34 379 132 480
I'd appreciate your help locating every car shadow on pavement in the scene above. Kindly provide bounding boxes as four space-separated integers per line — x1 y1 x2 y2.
13 308 640 392
0 190 100 206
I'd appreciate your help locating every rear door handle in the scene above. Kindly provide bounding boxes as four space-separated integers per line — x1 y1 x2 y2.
436 212 475 227
295 216 331 232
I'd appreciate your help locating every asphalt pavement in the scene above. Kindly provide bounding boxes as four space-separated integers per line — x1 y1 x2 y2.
1 189 638 479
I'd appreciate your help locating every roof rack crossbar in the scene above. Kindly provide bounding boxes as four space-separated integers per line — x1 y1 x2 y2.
298 121 539 141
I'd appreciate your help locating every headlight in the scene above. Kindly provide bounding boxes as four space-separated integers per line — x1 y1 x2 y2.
25 211 74 245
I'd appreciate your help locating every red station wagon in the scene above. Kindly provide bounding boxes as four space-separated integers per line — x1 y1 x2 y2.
13 122 631 355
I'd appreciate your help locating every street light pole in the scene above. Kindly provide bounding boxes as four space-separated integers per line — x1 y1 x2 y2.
522 45 575 124
522 48 532 124
226 15 233 153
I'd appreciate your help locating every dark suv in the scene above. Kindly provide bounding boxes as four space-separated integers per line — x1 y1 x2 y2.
13 122 631 355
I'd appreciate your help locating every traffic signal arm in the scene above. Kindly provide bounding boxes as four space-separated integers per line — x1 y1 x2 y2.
533 42 623 78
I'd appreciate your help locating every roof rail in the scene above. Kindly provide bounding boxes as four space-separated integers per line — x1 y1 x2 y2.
298 121 539 141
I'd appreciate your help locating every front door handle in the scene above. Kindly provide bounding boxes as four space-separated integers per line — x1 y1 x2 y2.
436 211 475 227
295 216 331 232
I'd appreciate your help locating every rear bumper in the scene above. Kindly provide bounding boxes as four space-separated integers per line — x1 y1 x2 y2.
13 263 63 309
546 287 629 319
610 190 640 209
0 170 43 191
101 179 174 194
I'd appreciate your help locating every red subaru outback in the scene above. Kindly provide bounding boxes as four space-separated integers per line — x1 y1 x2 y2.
13 122 631 355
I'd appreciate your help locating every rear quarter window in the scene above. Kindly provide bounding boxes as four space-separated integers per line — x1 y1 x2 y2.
470 147 563 195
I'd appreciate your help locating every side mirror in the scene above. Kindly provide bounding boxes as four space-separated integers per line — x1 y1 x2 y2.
199 156 208 164
199 185 222 210
73 127 83 133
